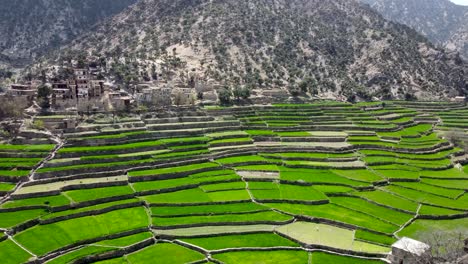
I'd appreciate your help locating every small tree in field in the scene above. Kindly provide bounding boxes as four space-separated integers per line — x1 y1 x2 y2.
37 84 52 109
218 88 232 105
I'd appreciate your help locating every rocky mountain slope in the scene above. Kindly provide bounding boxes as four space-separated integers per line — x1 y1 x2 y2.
46 0 467 100
0 0 137 67
361 0 468 59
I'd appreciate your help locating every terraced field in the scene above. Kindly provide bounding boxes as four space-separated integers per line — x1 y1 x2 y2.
1 101 467 263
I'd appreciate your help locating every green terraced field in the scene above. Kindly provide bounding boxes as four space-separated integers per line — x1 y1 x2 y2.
1 102 467 263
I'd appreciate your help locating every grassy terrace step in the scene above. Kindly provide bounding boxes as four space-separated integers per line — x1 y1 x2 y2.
180 233 299 250
280 168 371 187
213 250 309 264
44 232 153 264
153 210 293 227
14 175 129 196
276 222 389 254
268 203 399 234
154 224 278 237
3 103 468 263
248 182 329 203
14 207 149 256
132 171 240 193
0 209 48 229
0 239 33 264
129 162 221 178
99 242 205 264
151 202 268 217
141 187 251 204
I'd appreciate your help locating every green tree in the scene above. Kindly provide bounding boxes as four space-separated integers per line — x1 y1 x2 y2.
218 88 232 105
287 84 300 97
37 85 52 109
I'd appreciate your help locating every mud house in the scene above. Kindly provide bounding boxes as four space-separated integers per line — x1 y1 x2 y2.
388 237 430 264
172 87 195 105
8 83 37 99
109 91 133 111
137 86 172 106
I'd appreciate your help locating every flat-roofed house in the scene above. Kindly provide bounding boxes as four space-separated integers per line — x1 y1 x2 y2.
388 237 430 264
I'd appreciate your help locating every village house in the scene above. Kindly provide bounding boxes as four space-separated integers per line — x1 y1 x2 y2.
388 237 430 264
51 68 106 109
8 83 38 99
172 87 195 105
109 91 133 111
453 96 467 103
143 87 172 106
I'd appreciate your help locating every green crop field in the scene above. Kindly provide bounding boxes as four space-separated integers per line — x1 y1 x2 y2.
1 102 467 263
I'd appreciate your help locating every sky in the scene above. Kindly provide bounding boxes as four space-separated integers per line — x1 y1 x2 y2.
450 0 468 5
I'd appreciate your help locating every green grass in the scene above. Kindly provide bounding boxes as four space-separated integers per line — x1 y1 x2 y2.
37 157 156 173
0 170 30 178
330 197 414 226
245 130 276 136
125 243 204 264
129 162 219 177
41 199 140 221
4 103 466 262
96 232 153 247
0 209 47 228
210 137 252 145
46 246 114 264
383 185 467 210
151 202 267 216
14 207 148 256
0 144 54 152
214 250 308 264
276 222 356 249
280 168 369 187
268 203 398 234
310 252 385 263
421 168 468 178
153 210 292 227
141 187 250 204
397 218 468 240
235 165 280 171
206 131 248 138
180 233 298 250
0 182 15 192
58 140 164 154
421 178 468 190
1 194 71 209
355 190 419 212
418 205 464 216
249 182 328 202
355 230 396 246
216 155 269 164
65 185 134 203
277 131 312 137
333 169 383 182
392 182 464 199
200 181 246 192
82 131 148 140
0 239 33 264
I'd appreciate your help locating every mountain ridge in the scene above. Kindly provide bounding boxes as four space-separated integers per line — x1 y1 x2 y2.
360 0 468 59
0 0 137 68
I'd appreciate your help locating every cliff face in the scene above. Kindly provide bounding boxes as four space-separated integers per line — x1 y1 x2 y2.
0 0 137 67
361 0 468 59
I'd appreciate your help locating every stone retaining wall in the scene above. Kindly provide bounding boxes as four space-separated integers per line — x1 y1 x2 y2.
41 201 143 225
152 219 294 231
34 227 150 262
